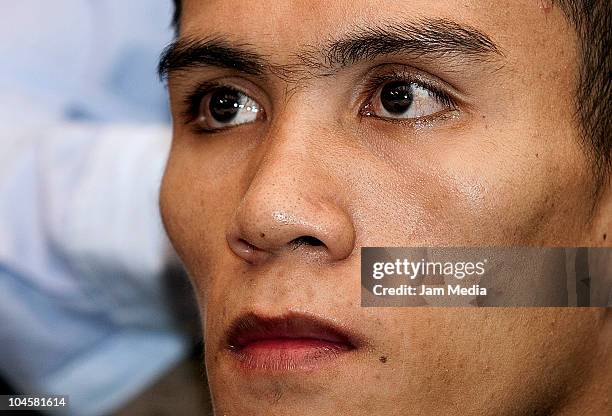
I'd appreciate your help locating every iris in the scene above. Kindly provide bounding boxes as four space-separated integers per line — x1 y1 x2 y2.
380 81 413 114
209 88 242 122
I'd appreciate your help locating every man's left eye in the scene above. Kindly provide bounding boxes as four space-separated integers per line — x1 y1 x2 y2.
364 80 453 120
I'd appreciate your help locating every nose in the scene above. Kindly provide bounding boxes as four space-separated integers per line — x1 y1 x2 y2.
226 137 355 264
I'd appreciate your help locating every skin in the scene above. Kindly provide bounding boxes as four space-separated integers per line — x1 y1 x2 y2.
160 1 612 415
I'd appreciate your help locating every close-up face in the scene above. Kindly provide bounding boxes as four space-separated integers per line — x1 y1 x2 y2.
159 1 611 415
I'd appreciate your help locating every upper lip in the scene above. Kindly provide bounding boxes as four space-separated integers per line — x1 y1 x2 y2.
225 312 359 351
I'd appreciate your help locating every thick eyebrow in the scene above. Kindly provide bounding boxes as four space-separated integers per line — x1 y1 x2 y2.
158 18 503 81
158 36 266 80
324 19 503 68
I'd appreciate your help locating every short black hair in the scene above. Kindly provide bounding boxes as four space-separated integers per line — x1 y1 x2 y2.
556 0 611 188
171 0 181 35
169 0 611 186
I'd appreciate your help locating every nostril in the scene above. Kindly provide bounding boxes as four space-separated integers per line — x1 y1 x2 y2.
227 236 271 264
290 236 325 248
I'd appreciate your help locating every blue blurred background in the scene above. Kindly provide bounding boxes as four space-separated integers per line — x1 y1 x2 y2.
0 2 208 415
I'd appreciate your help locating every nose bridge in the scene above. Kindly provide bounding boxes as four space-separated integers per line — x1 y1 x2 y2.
227 122 355 263
246 119 317 204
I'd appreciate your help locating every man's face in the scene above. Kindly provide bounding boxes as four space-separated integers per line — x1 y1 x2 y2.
160 1 609 414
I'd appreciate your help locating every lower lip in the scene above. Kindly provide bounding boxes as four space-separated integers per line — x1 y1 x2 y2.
230 338 352 371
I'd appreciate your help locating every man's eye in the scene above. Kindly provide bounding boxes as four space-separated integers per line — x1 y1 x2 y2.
195 87 262 131
363 80 453 121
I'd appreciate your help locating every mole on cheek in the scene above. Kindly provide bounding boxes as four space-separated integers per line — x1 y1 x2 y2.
379 356 388 363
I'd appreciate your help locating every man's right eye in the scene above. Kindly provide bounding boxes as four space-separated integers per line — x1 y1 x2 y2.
190 86 263 132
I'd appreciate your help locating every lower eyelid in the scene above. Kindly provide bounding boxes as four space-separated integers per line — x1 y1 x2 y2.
365 110 462 132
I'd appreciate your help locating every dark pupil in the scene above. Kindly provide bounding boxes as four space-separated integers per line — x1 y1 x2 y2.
209 88 242 122
380 81 413 114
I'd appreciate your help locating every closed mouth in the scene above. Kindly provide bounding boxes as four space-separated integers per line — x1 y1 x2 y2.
225 312 358 371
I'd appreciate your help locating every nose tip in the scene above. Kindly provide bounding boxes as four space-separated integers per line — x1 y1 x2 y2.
227 206 355 264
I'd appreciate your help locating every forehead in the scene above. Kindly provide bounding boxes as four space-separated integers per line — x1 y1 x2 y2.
180 0 571 59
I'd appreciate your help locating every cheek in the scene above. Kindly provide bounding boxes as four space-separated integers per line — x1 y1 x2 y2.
350 125 594 246
160 149 219 281
368 309 603 411
160 141 251 295
453 141 593 245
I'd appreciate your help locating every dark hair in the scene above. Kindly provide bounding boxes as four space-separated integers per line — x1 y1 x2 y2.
556 0 611 188
170 0 611 185
172 0 181 35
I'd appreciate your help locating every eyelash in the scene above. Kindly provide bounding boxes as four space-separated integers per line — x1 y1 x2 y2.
182 81 226 124
181 70 457 133
359 69 456 119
